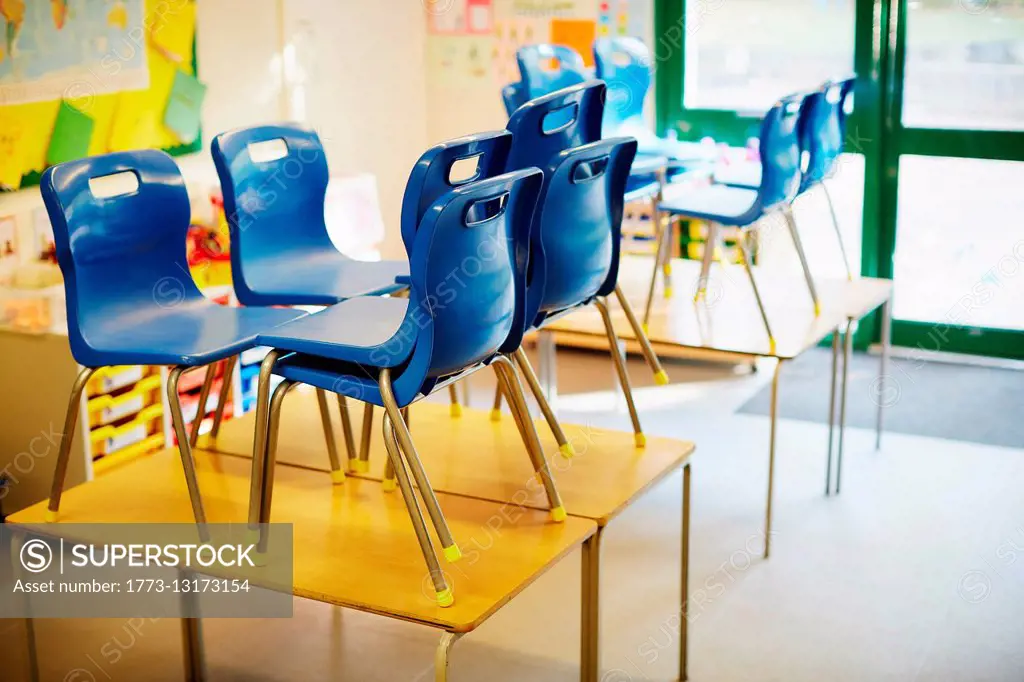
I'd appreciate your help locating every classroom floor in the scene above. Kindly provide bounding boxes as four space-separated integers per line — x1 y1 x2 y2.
4 349 1023 681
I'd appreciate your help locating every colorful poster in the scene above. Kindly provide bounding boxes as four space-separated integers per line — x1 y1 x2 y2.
428 35 494 87
550 18 596 66
428 0 494 35
0 0 149 105
492 15 548 85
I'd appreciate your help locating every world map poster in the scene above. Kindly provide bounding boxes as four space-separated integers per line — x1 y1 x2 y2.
0 0 148 106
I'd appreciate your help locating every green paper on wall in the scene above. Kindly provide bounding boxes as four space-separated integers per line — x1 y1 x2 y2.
164 69 207 144
46 102 95 166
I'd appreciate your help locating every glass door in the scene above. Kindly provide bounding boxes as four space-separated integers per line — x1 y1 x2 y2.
881 0 1024 358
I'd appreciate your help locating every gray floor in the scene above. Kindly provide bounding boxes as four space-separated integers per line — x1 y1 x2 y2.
739 347 1024 449
6 350 1024 681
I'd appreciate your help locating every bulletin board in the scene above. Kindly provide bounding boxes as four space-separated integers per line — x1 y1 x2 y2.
0 0 203 191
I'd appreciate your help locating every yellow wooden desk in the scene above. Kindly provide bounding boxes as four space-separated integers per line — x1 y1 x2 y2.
7 447 596 681
207 398 695 682
539 255 893 558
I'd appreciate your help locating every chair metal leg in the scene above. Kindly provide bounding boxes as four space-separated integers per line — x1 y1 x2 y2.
382 412 452 607
764 359 783 559
435 631 463 682
254 380 294 553
379 369 461 562
336 395 357 465
821 183 853 281
736 232 776 355
614 284 669 385
188 363 218 448
492 357 565 520
782 206 821 315
355 404 373 473
680 462 691 682
695 221 719 301
248 350 280 529
46 367 95 522
836 320 853 495
448 384 462 418
209 355 237 440
181 613 206 682
490 381 504 422
825 328 840 496
643 210 669 328
593 297 645 447
511 348 574 458
316 388 345 485
167 367 209 536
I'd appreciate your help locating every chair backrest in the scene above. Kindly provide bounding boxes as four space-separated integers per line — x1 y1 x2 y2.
502 81 528 117
210 123 333 305
756 94 807 212
399 131 513 254
516 44 589 100
389 168 543 404
505 80 605 172
799 75 856 190
592 36 651 133
525 137 637 327
40 150 200 366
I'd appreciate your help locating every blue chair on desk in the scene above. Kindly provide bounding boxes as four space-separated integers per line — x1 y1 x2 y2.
210 123 412 477
246 142 562 607
659 94 811 353
39 150 305 531
501 80 528 117
495 82 669 449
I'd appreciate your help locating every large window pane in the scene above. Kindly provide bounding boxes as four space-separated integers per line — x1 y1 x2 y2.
684 0 855 111
903 0 1024 130
893 156 1024 331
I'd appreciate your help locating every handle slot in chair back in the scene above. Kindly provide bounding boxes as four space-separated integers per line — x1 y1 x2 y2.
506 81 605 172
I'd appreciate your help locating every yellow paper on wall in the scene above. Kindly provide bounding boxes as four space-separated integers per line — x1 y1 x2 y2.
0 111 28 189
148 0 197 66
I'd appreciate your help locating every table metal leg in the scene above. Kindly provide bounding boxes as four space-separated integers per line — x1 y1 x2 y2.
537 330 558 408
876 297 892 451
825 328 840 496
435 631 462 682
764 359 783 559
580 528 603 682
680 462 691 682
180 570 206 682
836 320 853 495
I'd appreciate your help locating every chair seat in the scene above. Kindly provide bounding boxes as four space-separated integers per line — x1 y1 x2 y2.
713 160 762 189
658 184 760 227
274 354 388 408
257 296 413 368
79 304 304 367
240 251 409 306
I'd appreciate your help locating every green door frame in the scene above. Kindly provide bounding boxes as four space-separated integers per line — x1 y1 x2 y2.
653 0 1024 359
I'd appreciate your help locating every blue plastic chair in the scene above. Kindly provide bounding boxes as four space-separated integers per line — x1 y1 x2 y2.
501 81 528 117
659 94 810 352
501 81 669 449
39 149 305 530
246 138 561 606
593 37 718 165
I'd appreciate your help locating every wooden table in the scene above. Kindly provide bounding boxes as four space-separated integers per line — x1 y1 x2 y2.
540 255 893 557
207 398 695 682
7 447 596 681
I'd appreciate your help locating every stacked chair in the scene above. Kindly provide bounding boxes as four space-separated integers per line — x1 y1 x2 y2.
39 151 307 535
210 124 411 481
715 77 858 281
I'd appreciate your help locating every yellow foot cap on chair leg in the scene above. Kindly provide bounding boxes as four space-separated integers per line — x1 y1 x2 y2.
449 403 462 418
330 470 346 485
654 370 670 386
45 510 58 523
252 551 269 568
635 432 647 448
490 409 502 422
347 458 358 472
663 263 673 276
436 588 455 608
768 337 778 355
664 286 673 299
814 302 822 316
382 477 397 492
549 506 567 523
443 544 463 563
642 323 649 335
351 460 369 474
558 442 576 459
692 290 703 303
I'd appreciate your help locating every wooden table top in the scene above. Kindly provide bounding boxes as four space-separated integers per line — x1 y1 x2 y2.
207 394 694 526
543 255 893 360
8 448 596 633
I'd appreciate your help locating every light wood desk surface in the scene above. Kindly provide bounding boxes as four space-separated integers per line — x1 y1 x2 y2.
8 447 596 633
207 397 695 526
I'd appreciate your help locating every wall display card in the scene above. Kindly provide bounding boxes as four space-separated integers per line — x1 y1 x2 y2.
0 215 16 261
428 0 494 35
163 69 206 144
45 100 95 166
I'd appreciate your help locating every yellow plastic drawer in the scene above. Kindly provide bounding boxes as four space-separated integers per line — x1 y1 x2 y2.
86 375 162 428
87 366 157 398
90 405 163 458
92 433 165 475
